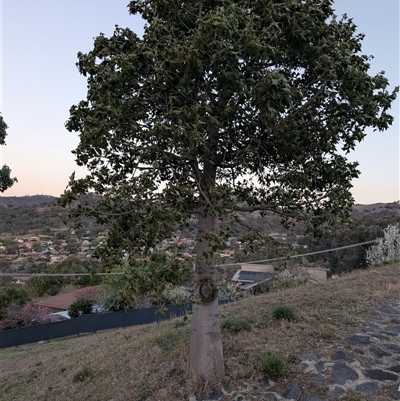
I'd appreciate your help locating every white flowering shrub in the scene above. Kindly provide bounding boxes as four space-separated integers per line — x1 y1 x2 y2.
162 284 193 305
270 267 310 290
366 224 400 267
218 281 246 301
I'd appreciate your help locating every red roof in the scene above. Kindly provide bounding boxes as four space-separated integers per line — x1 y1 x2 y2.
34 286 102 312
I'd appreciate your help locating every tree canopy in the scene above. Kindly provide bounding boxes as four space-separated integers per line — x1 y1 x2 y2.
0 114 17 193
62 0 398 382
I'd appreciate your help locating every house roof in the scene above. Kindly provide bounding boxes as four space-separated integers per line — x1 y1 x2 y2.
238 271 271 282
34 286 102 312
231 269 274 285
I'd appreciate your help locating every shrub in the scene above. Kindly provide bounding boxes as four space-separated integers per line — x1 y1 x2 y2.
366 224 400 266
260 354 287 379
221 316 251 334
218 281 246 300
161 284 192 305
68 298 93 318
270 267 310 290
174 316 189 328
273 305 296 321
0 302 52 330
73 367 93 383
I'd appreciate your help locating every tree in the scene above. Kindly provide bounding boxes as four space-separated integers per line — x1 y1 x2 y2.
61 0 398 383
25 276 53 297
0 286 30 319
68 298 94 318
0 114 17 193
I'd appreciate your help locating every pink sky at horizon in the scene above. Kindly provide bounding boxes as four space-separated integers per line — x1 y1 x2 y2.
1 0 399 204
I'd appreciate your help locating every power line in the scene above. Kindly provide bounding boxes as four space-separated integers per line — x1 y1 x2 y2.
1 239 379 277
215 239 379 268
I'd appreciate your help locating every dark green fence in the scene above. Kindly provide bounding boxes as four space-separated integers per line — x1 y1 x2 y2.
0 299 232 349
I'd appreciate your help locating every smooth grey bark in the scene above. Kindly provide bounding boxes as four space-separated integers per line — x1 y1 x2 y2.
189 160 225 383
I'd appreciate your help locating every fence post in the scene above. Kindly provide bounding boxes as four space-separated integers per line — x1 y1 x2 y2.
47 319 51 343
78 314 81 337
94 311 97 334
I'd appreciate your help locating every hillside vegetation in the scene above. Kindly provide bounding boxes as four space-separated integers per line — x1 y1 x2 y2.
1 262 399 401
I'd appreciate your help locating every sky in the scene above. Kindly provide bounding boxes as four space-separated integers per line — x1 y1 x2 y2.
1 0 399 204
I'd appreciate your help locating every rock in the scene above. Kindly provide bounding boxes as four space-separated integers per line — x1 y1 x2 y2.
365 369 398 381
378 305 400 315
345 335 371 346
389 389 400 400
257 393 278 401
369 346 391 357
311 373 326 383
381 330 397 337
299 396 325 401
365 359 382 366
388 365 400 373
328 386 345 400
369 333 391 341
282 382 302 400
300 353 319 361
198 386 224 401
355 381 379 393
315 361 325 373
383 343 400 352
330 351 348 361
295 362 308 372
331 363 358 384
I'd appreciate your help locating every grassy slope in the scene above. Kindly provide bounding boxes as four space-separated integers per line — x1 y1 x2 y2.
1 262 399 401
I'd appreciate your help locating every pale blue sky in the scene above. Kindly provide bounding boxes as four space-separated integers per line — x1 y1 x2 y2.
1 0 399 204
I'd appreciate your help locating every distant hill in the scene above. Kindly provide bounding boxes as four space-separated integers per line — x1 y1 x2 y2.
0 195 398 237
0 195 57 207
353 202 400 219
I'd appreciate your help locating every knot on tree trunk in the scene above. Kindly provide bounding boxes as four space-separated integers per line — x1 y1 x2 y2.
197 278 218 303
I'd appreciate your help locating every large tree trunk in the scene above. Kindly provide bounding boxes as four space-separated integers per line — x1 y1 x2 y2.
189 161 225 384
189 297 224 383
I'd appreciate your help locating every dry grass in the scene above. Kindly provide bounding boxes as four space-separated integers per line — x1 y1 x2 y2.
1 262 399 401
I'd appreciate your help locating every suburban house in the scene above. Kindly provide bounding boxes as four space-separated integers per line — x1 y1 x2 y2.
11 276 30 285
34 286 102 312
232 263 329 291
231 264 275 291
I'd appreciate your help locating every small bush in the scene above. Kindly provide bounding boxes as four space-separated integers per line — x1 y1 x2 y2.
174 317 189 328
221 316 251 334
273 305 296 321
68 298 93 318
260 354 287 379
73 367 93 383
